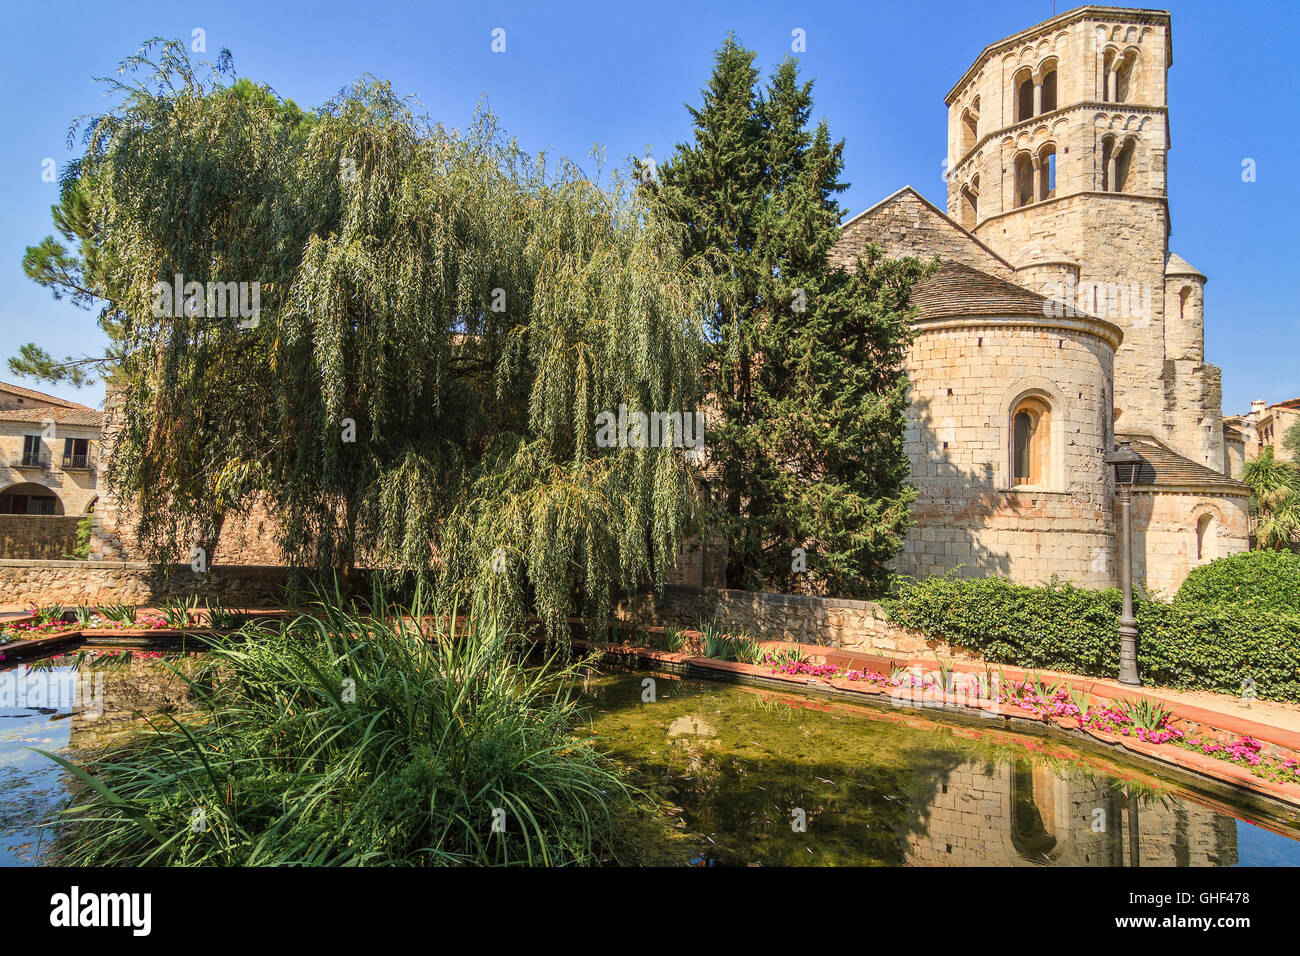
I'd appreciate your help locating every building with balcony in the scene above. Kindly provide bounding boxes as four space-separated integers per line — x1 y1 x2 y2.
0 381 103 558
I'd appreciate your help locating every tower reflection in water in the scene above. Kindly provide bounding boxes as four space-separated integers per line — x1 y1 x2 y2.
906 758 1236 866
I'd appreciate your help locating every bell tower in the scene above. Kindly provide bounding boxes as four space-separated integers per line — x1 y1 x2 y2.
943 6 1224 471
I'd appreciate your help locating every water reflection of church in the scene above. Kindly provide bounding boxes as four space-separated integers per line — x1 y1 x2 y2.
906 760 1237 866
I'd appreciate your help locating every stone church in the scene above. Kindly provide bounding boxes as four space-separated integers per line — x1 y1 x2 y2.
827 3 1248 596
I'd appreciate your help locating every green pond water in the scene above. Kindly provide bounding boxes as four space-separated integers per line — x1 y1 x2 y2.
578 668 1300 866
2 651 1300 866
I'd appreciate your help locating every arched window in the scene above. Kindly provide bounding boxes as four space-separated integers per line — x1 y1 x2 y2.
1015 69 1035 122
1011 396 1052 487
1196 513 1218 562
1179 286 1192 319
1102 49 1117 102
1038 144 1057 200
961 108 978 155
959 174 979 229
1040 63 1058 113
960 186 978 229
1116 51 1137 103
1114 138 1136 191
1014 152 1034 207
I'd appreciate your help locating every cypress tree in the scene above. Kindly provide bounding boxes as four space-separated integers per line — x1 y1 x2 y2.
662 40 929 596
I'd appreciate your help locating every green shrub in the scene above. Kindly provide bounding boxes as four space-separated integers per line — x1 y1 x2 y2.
64 514 93 560
887 575 1300 702
886 577 1124 676
1175 549 1300 614
47 599 629 865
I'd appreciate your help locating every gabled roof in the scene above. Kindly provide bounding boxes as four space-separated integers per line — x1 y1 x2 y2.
0 406 102 428
0 381 81 409
0 380 101 428
1117 433 1246 492
840 186 1018 274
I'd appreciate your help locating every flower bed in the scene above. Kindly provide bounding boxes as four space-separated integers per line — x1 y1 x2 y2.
1175 735 1300 786
0 619 80 641
76 613 173 631
765 658 938 690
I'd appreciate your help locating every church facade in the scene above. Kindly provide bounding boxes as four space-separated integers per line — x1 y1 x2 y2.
829 4 1249 596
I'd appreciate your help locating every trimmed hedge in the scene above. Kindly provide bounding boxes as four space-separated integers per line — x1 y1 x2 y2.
1175 549 1300 614
886 576 1300 703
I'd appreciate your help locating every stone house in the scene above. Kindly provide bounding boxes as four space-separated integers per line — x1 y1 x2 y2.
1228 398 1300 472
0 381 102 558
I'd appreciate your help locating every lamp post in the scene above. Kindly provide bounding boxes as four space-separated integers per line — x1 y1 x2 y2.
1105 440 1142 686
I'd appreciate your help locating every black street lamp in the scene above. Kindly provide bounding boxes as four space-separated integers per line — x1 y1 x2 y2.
1105 440 1142 686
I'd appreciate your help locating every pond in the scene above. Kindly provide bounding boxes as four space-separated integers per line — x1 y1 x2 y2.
0 648 201 865
3 651 1300 866
577 668 1300 867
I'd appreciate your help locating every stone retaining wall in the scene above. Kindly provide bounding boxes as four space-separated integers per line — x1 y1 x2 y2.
615 584 971 659
0 559 291 607
0 516 83 560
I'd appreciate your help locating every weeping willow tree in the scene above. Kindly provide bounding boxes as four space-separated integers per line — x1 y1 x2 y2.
75 40 710 632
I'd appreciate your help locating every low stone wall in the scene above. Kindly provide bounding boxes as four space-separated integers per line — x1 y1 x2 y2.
0 516 83 560
0 559 291 608
615 584 970 659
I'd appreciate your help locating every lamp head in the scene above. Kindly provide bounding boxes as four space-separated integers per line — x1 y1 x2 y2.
1105 440 1143 487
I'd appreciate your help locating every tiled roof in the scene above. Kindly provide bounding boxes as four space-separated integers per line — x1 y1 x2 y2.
0 381 81 409
911 260 1078 321
1270 397 1300 411
1117 434 1247 492
0 406 102 427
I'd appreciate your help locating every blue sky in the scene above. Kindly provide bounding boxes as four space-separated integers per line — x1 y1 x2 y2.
1 0 1295 414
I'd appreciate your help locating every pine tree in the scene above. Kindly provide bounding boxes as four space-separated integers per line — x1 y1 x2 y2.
662 40 928 596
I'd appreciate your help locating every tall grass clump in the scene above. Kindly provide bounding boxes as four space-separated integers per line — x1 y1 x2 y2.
47 596 629 865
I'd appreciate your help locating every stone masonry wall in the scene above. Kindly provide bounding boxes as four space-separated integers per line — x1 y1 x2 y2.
0 559 291 608
0 516 83 560
900 319 1116 585
1132 489 1251 599
614 584 956 659
832 188 1015 280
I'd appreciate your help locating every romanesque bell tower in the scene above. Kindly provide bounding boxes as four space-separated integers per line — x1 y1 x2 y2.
942 5 1225 470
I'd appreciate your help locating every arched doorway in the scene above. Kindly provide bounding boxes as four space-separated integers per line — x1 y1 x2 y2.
0 482 65 515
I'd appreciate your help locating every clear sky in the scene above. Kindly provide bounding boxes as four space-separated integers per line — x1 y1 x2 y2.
1 0 1295 415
